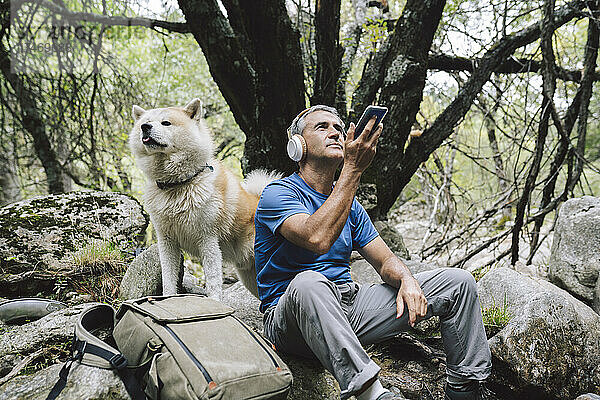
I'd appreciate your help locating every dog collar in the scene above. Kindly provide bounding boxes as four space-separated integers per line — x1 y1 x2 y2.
155 165 214 190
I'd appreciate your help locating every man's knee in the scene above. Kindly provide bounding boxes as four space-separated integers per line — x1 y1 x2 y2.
441 268 478 295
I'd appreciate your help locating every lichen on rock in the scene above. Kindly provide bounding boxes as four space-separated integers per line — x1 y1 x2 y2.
0 191 148 298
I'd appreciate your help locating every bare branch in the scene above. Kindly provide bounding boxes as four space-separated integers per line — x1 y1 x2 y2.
14 0 190 33
427 53 600 82
392 0 588 220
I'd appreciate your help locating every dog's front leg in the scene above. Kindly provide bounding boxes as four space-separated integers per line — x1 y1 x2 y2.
158 235 182 295
200 237 223 300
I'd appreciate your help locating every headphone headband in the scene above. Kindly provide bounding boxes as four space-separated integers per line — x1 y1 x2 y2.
287 108 312 139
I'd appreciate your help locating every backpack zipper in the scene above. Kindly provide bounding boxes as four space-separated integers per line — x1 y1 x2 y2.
162 325 216 388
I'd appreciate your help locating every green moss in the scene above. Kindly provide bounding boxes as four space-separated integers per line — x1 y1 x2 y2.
19 342 71 377
482 294 512 338
471 265 491 282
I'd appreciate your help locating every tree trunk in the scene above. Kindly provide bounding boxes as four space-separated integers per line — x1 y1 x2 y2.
0 38 66 194
311 0 343 107
352 0 447 219
178 0 306 175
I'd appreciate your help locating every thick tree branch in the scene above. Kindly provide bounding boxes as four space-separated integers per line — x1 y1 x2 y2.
358 0 447 219
427 53 600 82
14 0 190 33
229 0 306 173
177 0 257 137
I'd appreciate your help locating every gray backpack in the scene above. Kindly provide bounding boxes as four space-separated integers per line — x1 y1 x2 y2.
47 294 292 400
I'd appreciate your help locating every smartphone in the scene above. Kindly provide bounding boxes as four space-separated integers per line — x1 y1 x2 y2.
354 105 388 138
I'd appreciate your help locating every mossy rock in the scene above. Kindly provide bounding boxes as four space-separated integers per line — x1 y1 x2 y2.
0 191 148 298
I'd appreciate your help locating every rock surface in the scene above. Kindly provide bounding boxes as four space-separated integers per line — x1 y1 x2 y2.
119 243 216 299
0 191 148 297
119 244 162 299
374 220 410 260
548 196 600 309
595 275 600 315
350 258 438 286
0 363 128 400
478 267 600 399
575 394 600 400
0 304 87 374
0 303 129 400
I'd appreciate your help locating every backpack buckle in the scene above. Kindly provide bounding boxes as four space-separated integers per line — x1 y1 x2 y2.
109 353 128 370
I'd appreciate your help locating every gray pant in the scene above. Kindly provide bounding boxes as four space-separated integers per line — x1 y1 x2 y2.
263 268 492 399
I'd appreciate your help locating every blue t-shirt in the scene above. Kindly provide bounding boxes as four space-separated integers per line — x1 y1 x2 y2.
254 172 379 313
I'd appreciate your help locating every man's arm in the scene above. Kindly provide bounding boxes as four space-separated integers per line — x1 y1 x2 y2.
358 236 427 326
279 119 381 254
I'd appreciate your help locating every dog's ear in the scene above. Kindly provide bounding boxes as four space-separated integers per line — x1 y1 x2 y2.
132 105 146 121
183 98 203 121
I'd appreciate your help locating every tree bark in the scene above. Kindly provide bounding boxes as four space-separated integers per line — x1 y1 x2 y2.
178 0 305 174
311 0 343 107
356 0 447 219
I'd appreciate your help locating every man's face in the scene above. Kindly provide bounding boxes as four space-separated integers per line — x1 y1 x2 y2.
301 110 345 166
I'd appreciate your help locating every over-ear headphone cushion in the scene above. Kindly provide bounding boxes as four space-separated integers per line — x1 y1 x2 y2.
287 135 306 162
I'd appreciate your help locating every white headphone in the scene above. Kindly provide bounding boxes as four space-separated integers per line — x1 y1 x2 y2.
286 108 311 162
287 133 307 162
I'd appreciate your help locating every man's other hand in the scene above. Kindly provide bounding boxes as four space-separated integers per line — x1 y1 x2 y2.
396 276 427 327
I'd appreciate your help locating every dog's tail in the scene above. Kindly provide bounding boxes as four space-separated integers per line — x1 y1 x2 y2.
242 169 283 196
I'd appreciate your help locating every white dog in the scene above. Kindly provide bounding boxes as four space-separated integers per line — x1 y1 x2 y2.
130 98 280 299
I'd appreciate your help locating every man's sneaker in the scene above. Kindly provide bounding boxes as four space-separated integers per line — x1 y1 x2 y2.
444 381 495 400
375 390 407 400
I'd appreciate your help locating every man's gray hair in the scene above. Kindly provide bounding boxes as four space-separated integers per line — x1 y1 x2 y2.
287 105 345 139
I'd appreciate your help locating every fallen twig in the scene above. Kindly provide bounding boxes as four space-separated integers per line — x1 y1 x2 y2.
0 348 44 386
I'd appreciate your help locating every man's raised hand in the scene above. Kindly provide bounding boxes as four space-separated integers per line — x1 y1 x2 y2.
343 116 383 173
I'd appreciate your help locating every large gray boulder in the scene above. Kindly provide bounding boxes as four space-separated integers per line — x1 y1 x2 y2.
0 191 148 297
119 243 211 299
478 267 600 399
548 196 600 310
350 258 438 286
119 244 163 299
595 277 600 315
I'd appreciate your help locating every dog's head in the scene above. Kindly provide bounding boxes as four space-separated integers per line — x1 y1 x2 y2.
129 99 213 160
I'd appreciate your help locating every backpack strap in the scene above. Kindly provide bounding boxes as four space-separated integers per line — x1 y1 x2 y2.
45 304 146 400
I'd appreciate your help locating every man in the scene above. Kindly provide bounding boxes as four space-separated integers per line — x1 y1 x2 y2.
254 105 492 400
